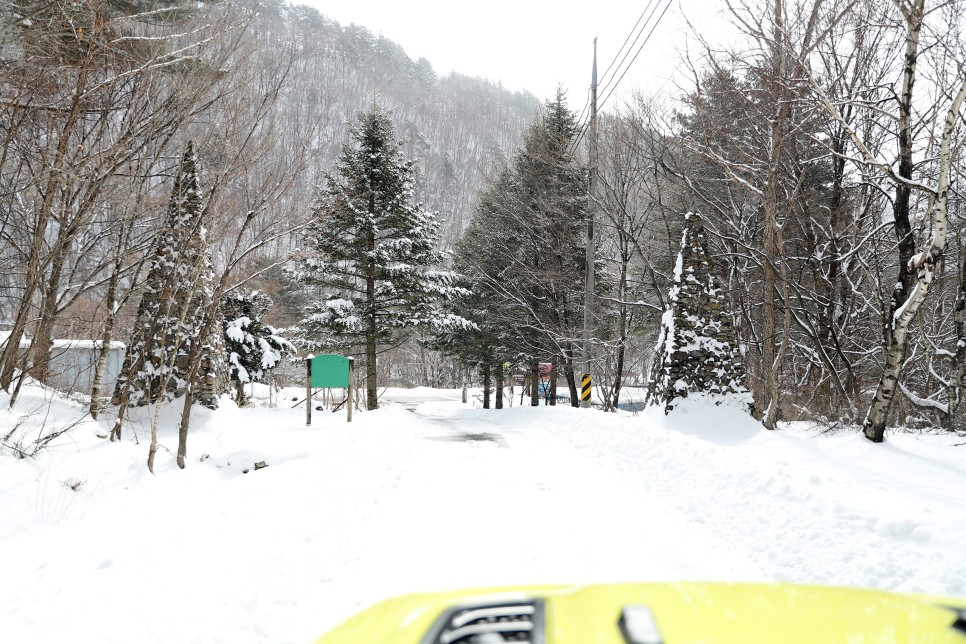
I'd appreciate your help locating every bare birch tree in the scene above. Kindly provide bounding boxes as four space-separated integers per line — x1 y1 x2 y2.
802 0 966 440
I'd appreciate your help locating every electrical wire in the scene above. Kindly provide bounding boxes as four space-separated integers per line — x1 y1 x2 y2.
566 0 671 157
596 0 660 96
572 85 592 135
597 0 672 112
566 86 593 158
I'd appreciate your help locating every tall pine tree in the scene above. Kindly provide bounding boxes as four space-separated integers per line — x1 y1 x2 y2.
112 143 227 418
292 108 457 410
451 91 588 404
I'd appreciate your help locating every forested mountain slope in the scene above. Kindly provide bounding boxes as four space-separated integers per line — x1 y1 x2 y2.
0 0 539 360
249 1 541 250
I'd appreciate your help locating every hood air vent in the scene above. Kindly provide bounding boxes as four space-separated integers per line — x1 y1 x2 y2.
422 599 545 644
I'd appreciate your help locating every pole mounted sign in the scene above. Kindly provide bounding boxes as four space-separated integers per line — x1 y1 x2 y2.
581 372 592 404
305 354 354 425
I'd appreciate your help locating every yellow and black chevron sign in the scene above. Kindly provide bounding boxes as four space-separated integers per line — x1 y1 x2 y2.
581 373 592 402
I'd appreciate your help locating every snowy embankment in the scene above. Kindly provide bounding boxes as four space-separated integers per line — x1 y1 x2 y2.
1 385 965 643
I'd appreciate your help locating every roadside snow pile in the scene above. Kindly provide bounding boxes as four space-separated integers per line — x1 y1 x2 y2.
2 384 965 643
555 398 966 595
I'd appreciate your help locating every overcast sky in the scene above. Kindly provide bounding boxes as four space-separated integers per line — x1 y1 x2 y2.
292 0 732 110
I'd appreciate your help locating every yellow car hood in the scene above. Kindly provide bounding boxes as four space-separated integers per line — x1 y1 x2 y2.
316 581 966 643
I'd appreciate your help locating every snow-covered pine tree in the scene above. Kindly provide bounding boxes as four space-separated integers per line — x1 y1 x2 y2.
222 290 295 405
112 142 228 413
292 107 459 410
644 211 753 414
513 91 588 399
449 92 589 406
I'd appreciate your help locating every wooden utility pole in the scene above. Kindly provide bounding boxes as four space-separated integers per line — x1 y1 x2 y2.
581 39 598 409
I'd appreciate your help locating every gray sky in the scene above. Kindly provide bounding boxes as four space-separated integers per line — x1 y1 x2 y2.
292 1 731 109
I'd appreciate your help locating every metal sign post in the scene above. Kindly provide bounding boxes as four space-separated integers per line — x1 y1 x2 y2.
347 357 354 423
306 354 313 426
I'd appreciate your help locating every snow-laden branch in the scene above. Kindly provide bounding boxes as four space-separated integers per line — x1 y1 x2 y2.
898 381 948 414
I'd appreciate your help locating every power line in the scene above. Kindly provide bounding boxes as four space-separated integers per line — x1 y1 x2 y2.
596 0 661 96
566 87 592 157
573 85 592 135
567 0 670 157
598 0 672 112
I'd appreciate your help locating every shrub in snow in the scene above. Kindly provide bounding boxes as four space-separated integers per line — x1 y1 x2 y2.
221 291 295 405
644 212 754 415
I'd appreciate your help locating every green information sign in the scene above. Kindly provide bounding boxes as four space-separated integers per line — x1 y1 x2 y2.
309 354 351 388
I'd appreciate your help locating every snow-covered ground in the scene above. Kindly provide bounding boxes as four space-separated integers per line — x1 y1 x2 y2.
2 384 965 643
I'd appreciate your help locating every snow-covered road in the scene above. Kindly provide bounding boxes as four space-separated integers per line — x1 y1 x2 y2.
347 402 760 591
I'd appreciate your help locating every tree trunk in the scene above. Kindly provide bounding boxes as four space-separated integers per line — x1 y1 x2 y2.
951 257 966 429
482 364 491 408
863 334 910 441
495 361 504 409
420 344 430 386
175 294 227 468
863 0 925 441
611 263 629 411
816 131 857 418
146 412 158 472
235 379 247 407
549 363 558 406
90 254 122 420
611 344 626 412
887 2 924 353
530 360 539 407
366 222 378 411
178 384 193 468
564 345 579 406
29 240 70 385
760 0 787 431
0 31 100 396
111 397 128 442
3 246 48 399
864 63 966 441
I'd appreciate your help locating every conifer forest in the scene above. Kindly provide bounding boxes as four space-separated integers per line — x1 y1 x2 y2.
3 0 966 444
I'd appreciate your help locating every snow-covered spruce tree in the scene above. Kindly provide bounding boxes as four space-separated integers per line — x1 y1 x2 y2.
222 290 295 405
112 143 228 417
426 271 504 406
644 212 753 414
292 107 459 410
449 92 589 406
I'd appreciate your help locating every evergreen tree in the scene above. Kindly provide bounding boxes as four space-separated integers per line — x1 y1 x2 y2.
222 290 295 405
427 273 503 389
112 143 227 413
292 108 458 410
428 167 521 408
446 170 520 358
452 91 589 404
644 212 753 414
